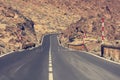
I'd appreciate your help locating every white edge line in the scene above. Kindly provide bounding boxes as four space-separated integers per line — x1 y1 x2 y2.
81 51 120 65
57 36 62 46
67 47 120 65
57 35 120 65
0 34 50 58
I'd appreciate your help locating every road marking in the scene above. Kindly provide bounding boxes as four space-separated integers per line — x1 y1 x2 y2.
49 67 53 72
49 73 53 80
49 63 52 67
14 63 25 73
49 36 53 80
49 53 53 80
49 60 52 63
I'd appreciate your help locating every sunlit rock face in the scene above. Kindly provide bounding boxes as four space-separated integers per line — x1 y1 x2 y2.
58 0 120 52
0 3 37 54
0 0 120 54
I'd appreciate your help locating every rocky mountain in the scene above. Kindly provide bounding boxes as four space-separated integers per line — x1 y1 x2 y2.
0 3 37 54
0 0 80 54
59 0 120 52
2 0 80 32
0 0 120 55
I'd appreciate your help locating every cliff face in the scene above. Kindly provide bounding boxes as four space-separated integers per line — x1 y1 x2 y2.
0 3 37 54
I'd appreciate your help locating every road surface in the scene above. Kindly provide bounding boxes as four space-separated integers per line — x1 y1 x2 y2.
0 34 120 80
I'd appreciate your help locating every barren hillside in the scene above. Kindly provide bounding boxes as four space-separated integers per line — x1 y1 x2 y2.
2 0 80 33
58 0 120 52
0 0 80 54
0 0 120 55
0 3 37 54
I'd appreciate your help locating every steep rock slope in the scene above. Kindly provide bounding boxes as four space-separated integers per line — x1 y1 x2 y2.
0 3 37 54
2 0 80 36
0 0 81 54
0 0 120 54
59 0 120 52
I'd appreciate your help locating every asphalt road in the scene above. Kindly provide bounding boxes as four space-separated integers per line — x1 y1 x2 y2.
0 34 120 80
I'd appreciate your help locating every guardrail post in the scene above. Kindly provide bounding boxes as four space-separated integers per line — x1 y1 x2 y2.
101 45 104 57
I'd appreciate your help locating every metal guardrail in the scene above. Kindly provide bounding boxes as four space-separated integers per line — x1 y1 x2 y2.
68 44 88 52
101 44 120 57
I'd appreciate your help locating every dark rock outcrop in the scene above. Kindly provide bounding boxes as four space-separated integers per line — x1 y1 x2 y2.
22 43 35 49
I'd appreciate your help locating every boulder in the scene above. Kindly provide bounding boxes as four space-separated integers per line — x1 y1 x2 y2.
0 40 5 48
22 43 35 49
